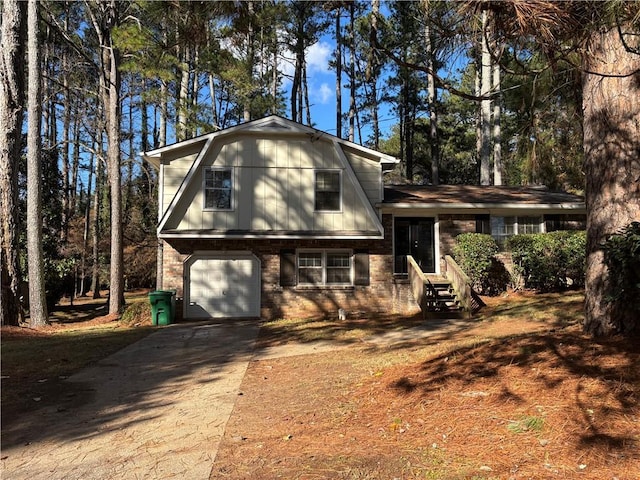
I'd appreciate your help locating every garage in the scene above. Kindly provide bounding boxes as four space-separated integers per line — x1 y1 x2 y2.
185 253 261 318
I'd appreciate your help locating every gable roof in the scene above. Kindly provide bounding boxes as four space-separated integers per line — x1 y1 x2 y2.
146 116 398 238
382 185 585 210
142 115 399 168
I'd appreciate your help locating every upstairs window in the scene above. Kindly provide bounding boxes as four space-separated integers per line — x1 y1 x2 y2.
315 170 341 211
204 167 233 210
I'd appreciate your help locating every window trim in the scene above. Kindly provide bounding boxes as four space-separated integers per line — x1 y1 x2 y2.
490 215 544 245
297 249 353 286
203 167 234 211
314 170 342 212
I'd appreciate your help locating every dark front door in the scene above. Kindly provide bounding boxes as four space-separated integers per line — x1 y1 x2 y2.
394 217 436 274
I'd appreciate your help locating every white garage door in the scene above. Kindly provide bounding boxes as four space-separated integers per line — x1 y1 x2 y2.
186 254 260 318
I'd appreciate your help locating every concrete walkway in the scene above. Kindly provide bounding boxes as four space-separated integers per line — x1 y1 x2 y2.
1 320 260 480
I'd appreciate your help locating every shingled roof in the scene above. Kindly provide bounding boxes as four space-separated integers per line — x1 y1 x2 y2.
383 185 584 207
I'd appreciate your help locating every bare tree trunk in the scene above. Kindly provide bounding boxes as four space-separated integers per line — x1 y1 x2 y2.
192 47 199 134
348 1 355 143
159 80 167 147
70 111 81 214
335 6 342 138
244 0 255 122
303 62 311 126
424 8 439 185
60 11 72 242
140 77 149 151
177 43 190 141
105 34 124 315
272 45 278 115
88 0 124 314
479 9 492 185
291 9 304 124
91 155 102 299
492 57 502 186
80 153 94 297
0 0 26 326
369 0 380 149
582 24 640 336
26 0 49 327
159 21 168 146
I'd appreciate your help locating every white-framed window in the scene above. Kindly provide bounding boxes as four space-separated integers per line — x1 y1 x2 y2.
314 170 341 211
491 215 543 245
204 167 233 210
298 250 352 286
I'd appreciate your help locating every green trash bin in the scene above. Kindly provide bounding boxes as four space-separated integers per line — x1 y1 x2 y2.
149 290 173 326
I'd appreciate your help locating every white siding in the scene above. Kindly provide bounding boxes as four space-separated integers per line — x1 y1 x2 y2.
343 147 382 205
166 135 381 233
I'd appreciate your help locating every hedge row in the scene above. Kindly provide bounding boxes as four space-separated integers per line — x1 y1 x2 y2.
507 230 586 292
453 231 586 295
452 233 509 295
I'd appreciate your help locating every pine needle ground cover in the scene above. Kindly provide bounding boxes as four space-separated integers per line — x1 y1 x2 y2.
213 292 639 480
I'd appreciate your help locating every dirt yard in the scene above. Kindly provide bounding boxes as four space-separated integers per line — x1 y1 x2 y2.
211 292 639 480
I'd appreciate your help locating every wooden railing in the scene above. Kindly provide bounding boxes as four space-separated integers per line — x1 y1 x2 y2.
443 255 485 315
407 255 427 312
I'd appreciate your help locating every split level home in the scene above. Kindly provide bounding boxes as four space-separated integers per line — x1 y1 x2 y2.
142 115 586 320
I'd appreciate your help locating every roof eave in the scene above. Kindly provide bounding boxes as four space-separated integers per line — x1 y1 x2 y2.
378 202 586 210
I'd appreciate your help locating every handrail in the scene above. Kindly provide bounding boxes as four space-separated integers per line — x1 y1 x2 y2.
407 255 428 312
443 255 485 314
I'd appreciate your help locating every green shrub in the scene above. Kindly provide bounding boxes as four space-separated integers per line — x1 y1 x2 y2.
453 233 506 294
602 221 640 321
507 230 586 292
44 257 76 311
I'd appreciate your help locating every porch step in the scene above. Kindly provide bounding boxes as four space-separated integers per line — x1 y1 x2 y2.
422 277 463 314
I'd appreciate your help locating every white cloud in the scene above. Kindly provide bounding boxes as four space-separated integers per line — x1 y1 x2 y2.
305 41 332 74
279 40 332 83
315 83 333 104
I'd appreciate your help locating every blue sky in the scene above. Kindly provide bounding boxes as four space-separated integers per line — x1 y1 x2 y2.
279 35 397 144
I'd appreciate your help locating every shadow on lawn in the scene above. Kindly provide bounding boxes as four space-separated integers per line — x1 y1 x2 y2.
50 301 109 323
390 328 639 455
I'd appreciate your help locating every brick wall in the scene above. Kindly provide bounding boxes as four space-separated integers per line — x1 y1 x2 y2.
158 214 420 319
161 241 185 296
438 214 476 258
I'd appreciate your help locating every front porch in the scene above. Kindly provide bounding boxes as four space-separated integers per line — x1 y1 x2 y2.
408 254 485 318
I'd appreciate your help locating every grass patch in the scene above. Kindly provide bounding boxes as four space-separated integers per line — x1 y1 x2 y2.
507 415 545 434
1 321 153 423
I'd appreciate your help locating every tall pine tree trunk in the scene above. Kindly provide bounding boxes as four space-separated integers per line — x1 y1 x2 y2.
88 0 124 314
348 1 355 142
335 6 342 138
91 155 102 299
369 0 380 149
424 6 439 185
80 154 94 297
492 52 502 185
582 24 640 336
105 32 124 315
26 0 48 327
479 9 492 185
0 0 26 326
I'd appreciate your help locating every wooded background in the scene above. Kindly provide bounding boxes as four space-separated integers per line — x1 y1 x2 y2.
1 0 638 336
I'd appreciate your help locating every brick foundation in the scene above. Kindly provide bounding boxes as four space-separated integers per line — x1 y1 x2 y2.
159 214 421 319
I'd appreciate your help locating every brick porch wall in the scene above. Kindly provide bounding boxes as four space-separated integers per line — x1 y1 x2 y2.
437 214 476 271
158 214 420 319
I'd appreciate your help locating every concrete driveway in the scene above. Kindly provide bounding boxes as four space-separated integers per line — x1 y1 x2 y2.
1 320 260 480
